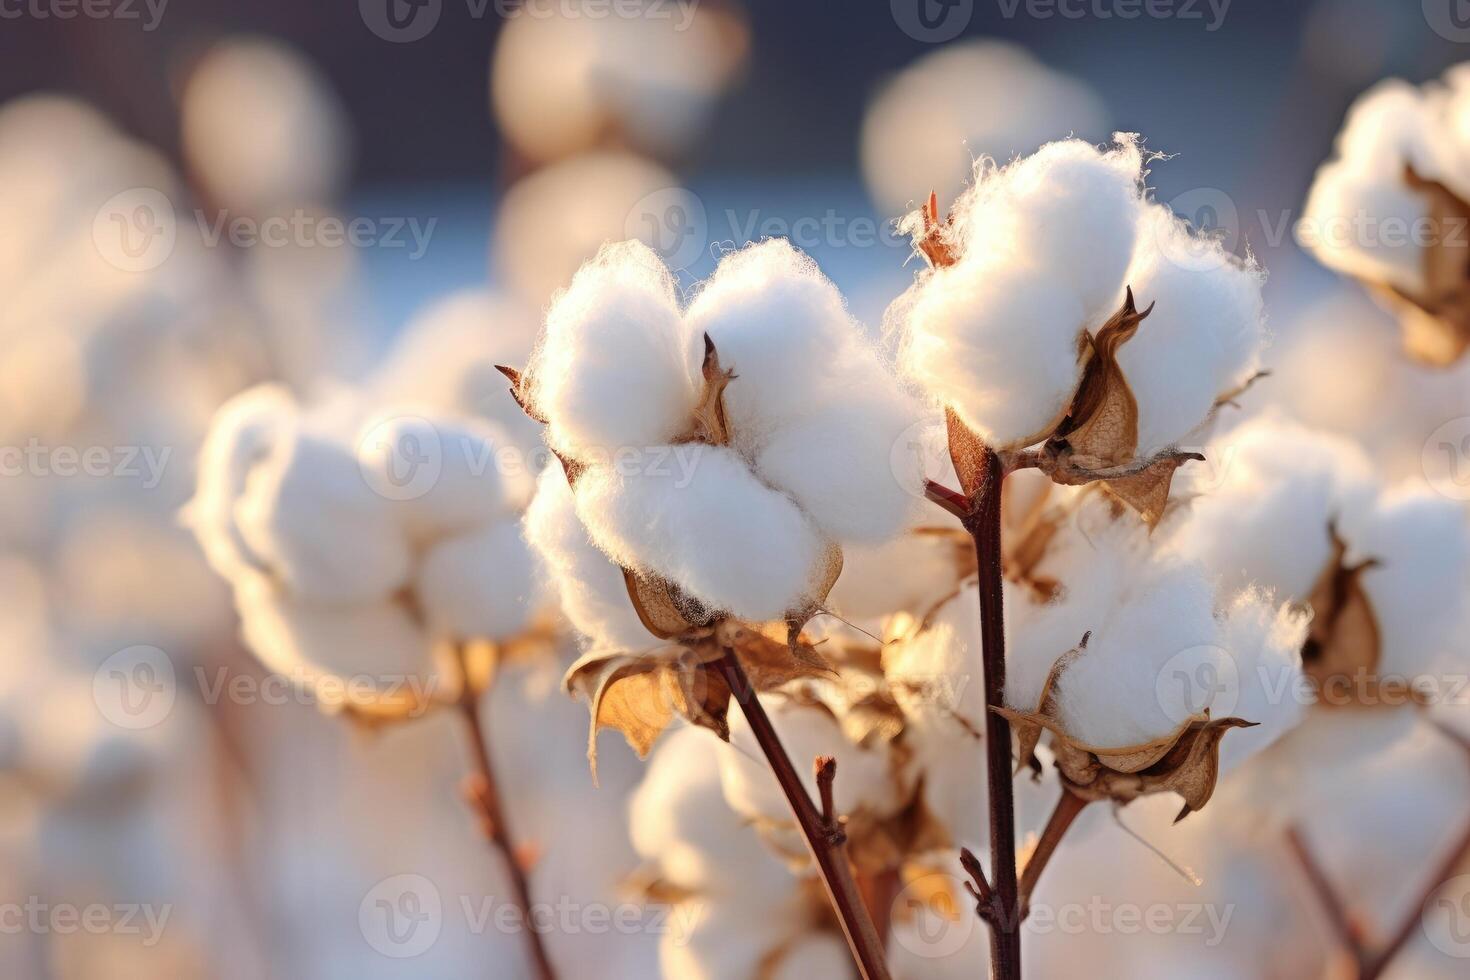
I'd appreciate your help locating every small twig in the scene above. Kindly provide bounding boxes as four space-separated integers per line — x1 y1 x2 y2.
814 756 847 847
713 649 892 980
455 648 556 980
924 478 970 521
958 846 995 921
1018 790 1091 917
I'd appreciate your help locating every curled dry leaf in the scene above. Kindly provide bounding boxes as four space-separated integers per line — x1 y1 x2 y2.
1368 167 1470 366
996 635 1256 821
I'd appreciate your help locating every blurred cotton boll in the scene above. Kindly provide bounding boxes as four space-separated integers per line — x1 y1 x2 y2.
180 36 351 215
861 41 1108 220
490 0 748 165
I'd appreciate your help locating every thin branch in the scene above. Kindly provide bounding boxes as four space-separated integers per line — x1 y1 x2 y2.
924 478 971 521
1286 826 1365 974
712 649 893 980
455 649 557 980
1018 790 1091 916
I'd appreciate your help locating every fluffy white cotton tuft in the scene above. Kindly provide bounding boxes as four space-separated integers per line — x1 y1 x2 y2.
522 464 655 652
828 527 966 621
1347 485 1470 678
234 423 413 604
1121 206 1266 455
415 521 538 642
1051 559 1224 748
527 240 702 457
574 447 827 622
1214 591 1309 774
184 383 296 580
899 258 1088 447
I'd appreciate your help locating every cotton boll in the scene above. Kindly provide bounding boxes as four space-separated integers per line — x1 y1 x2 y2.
720 695 909 829
1215 592 1309 774
528 240 702 458
1122 206 1266 455
355 413 521 541
574 447 827 622
1300 159 1431 295
900 259 1087 447
233 425 413 603
185 383 296 580
630 726 794 898
415 521 538 642
1052 560 1224 747
523 466 652 651
955 136 1143 321
752 390 923 545
232 570 431 688
688 239 862 445
1348 487 1470 679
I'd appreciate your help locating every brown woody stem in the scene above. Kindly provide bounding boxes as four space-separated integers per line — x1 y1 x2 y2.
959 445 1024 980
456 651 557 980
1019 791 1090 917
713 648 892 980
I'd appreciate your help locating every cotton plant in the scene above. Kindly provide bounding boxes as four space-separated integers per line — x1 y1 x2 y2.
1300 65 1470 365
877 134 1271 976
186 382 563 978
511 237 926 977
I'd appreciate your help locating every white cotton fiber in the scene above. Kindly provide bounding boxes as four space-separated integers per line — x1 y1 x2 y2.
574 447 827 622
900 258 1087 447
629 726 793 897
355 413 518 542
523 465 655 651
1168 416 1375 601
1052 560 1225 748
719 693 909 825
1121 205 1266 455
767 935 854 980
1347 486 1470 679
233 424 413 604
528 240 702 457
954 136 1143 321
1214 592 1308 774
232 569 431 686
184 383 295 580
687 239 862 446
415 521 538 642
828 529 965 620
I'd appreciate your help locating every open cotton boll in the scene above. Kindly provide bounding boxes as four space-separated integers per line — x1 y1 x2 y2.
1121 206 1265 455
1052 560 1224 747
1348 487 1470 678
1300 160 1431 296
574 447 827 622
185 383 296 580
1215 592 1309 774
528 240 701 458
720 695 908 829
232 569 431 686
954 136 1143 320
415 522 538 642
751 390 923 544
900 258 1087 447
688 239 863 444
630 726 794 898
233 424 413 604
523 466 652 651
355 413 522 542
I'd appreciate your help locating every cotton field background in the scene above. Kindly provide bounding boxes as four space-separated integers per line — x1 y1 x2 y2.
5 2 1470 979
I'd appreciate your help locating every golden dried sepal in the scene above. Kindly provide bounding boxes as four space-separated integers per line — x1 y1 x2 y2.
916 190 960 269
1056 286 1153 469
1376 167 1470 366
680 333 736 447
563 644 728 782
494 364 548 424
717 619 836 690
1301 525 1383 700
623 568 716 641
